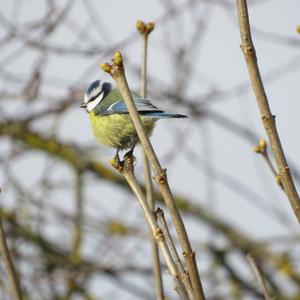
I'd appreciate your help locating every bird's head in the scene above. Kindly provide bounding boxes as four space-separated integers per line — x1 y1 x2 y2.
80 80 112 113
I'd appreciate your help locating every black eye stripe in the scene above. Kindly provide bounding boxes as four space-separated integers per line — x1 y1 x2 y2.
87 90 103 103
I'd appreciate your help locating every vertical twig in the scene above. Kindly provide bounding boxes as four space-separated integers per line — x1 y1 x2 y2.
101 53 205 300
156 207 193 298
136 20 165 300
247 254 272 300
236 0 300 223
65 171 84 298
71 171 83 263
0 195 23 300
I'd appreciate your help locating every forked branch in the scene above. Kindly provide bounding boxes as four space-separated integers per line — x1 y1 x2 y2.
236 0 300 223
247 254 272 300
111 155 190 299
101 52 205 299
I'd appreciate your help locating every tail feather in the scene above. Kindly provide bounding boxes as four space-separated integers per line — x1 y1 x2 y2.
142 112 188 118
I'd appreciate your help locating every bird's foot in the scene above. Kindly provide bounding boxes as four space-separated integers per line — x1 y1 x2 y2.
124 147 136 164
110 148 136 171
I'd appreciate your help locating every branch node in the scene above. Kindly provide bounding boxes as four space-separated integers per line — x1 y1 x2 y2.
253 138 267 154
100 63 112 73
275 175 284 189
113 51 123 66
284 166 290 172
136 20 155 35
243 45 256 57
155 228 164 241
183 250 196 260
136 20 146 33
146 22 155 34
99 52 124 78
155 207 164 217
155 169 167 184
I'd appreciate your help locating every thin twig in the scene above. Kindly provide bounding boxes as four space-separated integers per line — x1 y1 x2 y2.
156 207 193 299
137 20 165 300
236 0 300 223
101 52 205 300
113 155 188 299
0 197 23 300
247 254 272 300
71 171 83 264
143 155 165 300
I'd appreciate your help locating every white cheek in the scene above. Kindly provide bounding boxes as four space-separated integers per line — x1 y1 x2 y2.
87 99 100 112
86 99 100 112
86 92 104 112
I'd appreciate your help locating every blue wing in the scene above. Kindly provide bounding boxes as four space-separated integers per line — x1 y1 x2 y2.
103 97 187 118
106 97 163 114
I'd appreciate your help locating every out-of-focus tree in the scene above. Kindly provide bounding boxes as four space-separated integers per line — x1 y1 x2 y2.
0 0 300 299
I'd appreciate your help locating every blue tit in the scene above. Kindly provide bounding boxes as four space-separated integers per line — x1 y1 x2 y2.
80 80 187 157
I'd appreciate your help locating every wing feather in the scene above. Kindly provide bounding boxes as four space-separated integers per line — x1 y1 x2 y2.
105 97 163 114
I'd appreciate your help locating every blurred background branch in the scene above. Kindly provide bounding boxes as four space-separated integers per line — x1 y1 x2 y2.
0 0 300 299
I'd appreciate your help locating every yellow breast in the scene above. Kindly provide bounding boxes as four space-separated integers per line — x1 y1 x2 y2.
89 112 156 149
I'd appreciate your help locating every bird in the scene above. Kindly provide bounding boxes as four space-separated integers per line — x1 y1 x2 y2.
80 80 187 159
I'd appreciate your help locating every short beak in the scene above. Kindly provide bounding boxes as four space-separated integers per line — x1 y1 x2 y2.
80 102 87 108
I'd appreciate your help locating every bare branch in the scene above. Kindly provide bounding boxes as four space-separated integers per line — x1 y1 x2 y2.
111 154 189 298
101 51 205 300
0 198 23 300
156 207 193 298
247 254 272 300
137 19 165 300
236 0 300 223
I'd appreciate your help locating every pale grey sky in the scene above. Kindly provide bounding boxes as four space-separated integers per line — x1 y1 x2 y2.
1 0 300 299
